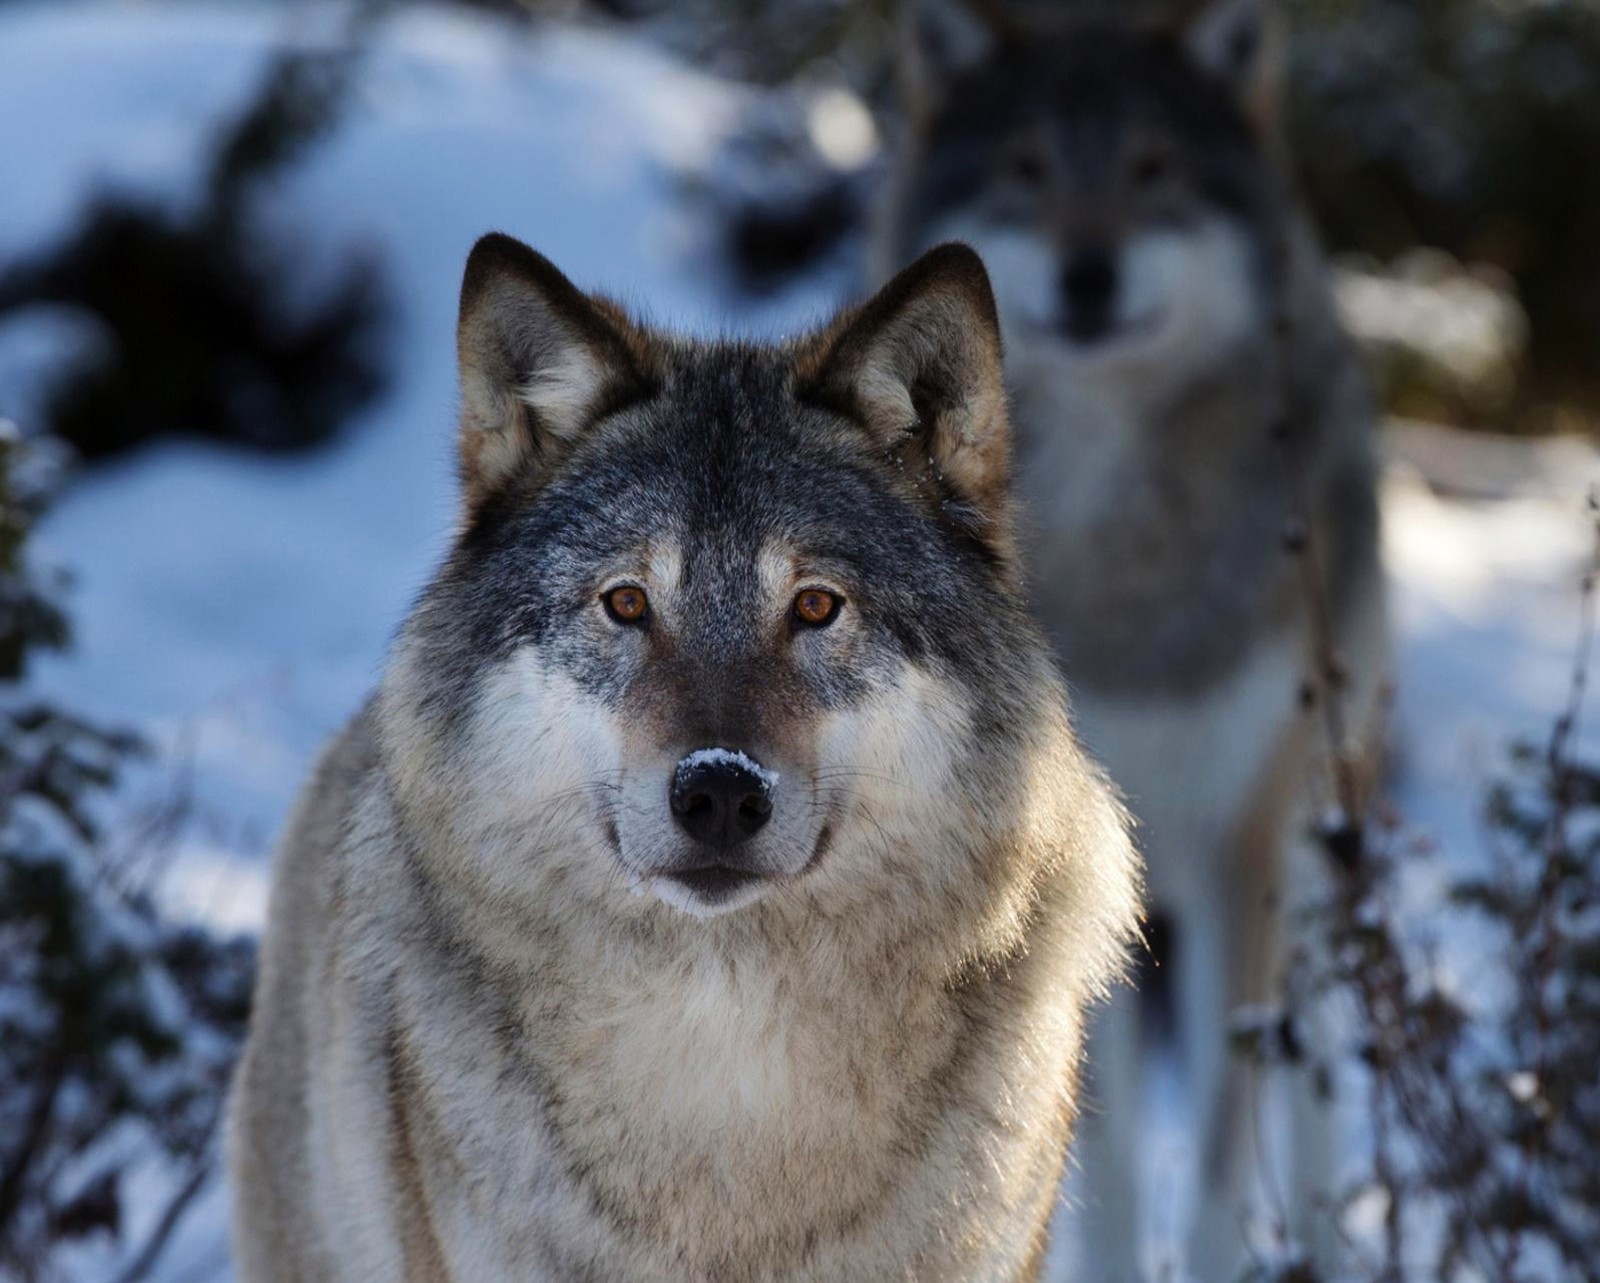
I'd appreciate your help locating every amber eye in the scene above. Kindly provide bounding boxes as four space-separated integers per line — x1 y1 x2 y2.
792 588 842 629
603 584 649 625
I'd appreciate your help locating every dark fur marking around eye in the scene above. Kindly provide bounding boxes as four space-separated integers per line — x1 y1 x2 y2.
1228 25 1258 74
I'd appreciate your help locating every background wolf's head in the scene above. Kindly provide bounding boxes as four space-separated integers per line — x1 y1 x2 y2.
377 234 1114 941
886 0 1281 390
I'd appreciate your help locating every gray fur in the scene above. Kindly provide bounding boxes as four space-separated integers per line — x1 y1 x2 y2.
877 2 1387 1277
229 238 1142 1281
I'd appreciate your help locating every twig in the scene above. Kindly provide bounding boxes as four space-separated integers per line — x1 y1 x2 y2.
0 1039 69 1246
110 1153 215 1283
1505 491 1600 1277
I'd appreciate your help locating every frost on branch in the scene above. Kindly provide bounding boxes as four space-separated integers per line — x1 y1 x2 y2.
0 425 255 1281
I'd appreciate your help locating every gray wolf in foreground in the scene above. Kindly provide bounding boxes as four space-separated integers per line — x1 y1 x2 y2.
877 0 1388 1276
229 234 1141 1281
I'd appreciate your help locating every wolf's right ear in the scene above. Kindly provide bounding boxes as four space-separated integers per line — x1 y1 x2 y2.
794 242 1016 568
456 234 654 506
892 0 1007 124
1169 0 1283 131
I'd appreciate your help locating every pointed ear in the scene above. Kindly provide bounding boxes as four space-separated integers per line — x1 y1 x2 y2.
892 0 1007 125
456 233 654 506
794 243 1016 564
1172 0 1283 131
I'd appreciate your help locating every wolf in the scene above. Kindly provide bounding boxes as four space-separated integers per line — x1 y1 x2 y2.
874 1 1388 1277
227 233 1142 1282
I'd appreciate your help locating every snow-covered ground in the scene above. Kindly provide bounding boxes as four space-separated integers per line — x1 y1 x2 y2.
3 4 1596 1279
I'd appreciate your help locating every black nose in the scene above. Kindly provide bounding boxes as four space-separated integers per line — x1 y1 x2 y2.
1059 248 1118 339
670 751 774 849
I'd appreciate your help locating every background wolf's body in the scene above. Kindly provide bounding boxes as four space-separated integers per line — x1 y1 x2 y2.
228 239 1140 1281
1018 217 1386 1279
879 2 1386 1276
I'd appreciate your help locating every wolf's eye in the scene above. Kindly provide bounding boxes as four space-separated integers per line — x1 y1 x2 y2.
1006 150 1046 188
603 584 649 625
792 588 842 629
1132 150 1173 188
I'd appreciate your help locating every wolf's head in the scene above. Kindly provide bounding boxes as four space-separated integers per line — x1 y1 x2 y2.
884 0 1281 388
378 235 1118 943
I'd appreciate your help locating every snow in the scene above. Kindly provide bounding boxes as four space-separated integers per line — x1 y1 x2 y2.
676 747 780 792
1384 463 1596 861
2 3 1595 1280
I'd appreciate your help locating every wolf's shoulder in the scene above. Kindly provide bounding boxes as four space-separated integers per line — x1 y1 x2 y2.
265 699 386 921
297 698 382 830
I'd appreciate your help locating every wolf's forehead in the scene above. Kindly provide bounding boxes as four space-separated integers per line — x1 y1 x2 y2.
615 523 823 603
914 53 1137 194
590 374 885 542
1048 96 1127 184
939 36 1210 148
546 433 857 581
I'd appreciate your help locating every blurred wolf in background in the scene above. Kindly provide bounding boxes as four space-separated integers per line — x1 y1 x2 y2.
876 0 1387 1277
228 234 1141 1281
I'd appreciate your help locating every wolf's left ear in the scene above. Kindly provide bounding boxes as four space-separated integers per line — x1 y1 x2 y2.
456 233 654 506
1173 0 1283 131
794 242 1015 563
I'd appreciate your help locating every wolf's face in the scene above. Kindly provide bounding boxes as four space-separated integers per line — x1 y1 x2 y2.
896 0 1276 384
385 237 1045 924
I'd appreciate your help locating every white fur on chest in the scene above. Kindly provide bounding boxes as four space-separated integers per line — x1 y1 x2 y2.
1013 373 1147 538
584 952 811 1131
1069 627 1303 895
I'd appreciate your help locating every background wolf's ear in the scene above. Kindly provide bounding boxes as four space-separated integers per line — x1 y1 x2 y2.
873 3 1007 283
892 0 1005 125
456 233 654 505
1171 0 1283 131
794 242 1015 562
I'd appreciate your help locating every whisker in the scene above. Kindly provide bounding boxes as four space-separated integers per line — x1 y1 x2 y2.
808 768 925 801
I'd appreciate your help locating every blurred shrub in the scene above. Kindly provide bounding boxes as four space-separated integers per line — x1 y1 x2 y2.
1334 250 1529 431
1287 0 1600 430
550 0 893 84
683 85 877 293
1238 512 1600 1280
0 423 256 1280
0 15 389 460
1251 735 1600 1280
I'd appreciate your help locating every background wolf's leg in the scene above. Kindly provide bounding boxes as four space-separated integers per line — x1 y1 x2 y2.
1185 766 1297 1282
1180 898 1254 1281
1287 974 1340 1273
1187 705 1321 1280
1286 580 1391 1272
1074 984 1144 1283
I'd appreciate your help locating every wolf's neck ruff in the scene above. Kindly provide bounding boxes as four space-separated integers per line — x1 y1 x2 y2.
228 235 1140 1283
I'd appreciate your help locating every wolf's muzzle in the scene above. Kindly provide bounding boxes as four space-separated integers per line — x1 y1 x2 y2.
1059 246 1118 342
670 749 774 852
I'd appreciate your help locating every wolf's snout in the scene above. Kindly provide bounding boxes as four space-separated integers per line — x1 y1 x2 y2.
1059 248 1117 341
670 751 774 849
